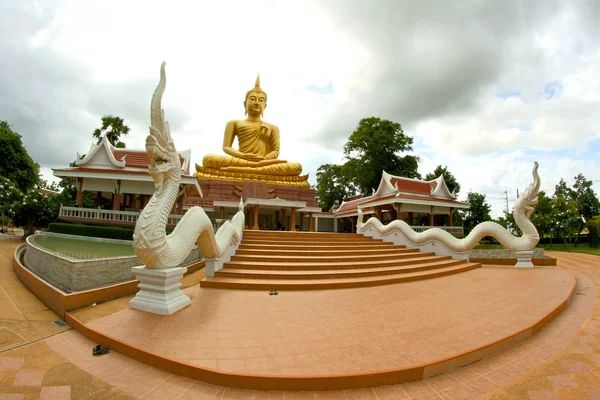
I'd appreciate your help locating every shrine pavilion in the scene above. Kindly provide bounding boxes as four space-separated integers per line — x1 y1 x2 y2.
334 171 469 236
52 135 201 227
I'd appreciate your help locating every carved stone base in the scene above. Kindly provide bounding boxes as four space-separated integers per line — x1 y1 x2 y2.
195 165 310 187
129 266 190 315
514 250 535 269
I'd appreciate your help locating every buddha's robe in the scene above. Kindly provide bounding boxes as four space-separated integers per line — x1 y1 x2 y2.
202 121 302 176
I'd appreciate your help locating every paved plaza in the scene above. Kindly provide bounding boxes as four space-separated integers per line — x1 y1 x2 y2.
2 238 600 399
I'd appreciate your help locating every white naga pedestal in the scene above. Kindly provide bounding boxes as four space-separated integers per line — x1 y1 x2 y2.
514 250 535 269
129 266 190 315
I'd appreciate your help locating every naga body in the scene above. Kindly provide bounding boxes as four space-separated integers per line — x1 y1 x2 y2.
358 162 541 253
133 62 244 269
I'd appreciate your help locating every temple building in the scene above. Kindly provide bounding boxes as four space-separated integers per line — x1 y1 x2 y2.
333 171 469 236
53 135 201 227
52 73 468 235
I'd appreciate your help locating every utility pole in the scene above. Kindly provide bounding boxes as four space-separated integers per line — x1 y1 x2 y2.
504 189 509 214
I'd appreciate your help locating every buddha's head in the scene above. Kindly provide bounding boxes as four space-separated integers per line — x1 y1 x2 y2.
244 74 267 117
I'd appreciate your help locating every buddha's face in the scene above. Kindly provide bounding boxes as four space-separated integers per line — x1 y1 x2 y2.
244 91 266 117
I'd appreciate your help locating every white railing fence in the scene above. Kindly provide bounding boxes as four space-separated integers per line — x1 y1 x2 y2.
59 206 184 225
410 225 464 235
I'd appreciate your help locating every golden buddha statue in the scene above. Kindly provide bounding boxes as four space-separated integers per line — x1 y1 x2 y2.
196 75 308 187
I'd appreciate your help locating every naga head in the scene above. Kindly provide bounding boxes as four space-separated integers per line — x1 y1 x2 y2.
146 61 180 183
514 161 540 218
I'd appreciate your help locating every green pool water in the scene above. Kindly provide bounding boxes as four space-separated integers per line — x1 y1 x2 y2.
30 235 136 260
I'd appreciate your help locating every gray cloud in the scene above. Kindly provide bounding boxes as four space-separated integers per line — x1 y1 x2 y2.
86 79 192 134
306 0 573 147
0 2 191 169
2 0 599 210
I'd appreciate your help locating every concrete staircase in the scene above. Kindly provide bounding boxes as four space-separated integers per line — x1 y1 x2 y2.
200 230 480 290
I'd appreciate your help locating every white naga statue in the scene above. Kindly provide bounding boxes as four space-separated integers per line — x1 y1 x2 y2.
358 162 541 268
130 62 244 314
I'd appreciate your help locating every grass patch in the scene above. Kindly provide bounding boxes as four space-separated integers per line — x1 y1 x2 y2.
474 242 600 256
538 243 600 256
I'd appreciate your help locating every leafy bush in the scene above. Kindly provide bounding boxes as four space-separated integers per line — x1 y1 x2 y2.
48 222 135 241
1 176 61 237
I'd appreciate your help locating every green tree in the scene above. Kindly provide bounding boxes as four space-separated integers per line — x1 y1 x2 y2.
572 174 600 220
0 176 22 230
550 194 580 246
38 179 60 192
92 115 130 148
424 165 461 196
0 176 60 238
343 117 420 194
555 175 600 246
315 164 358 211
0 121 40 191
461 191 492 234
529 191 554 241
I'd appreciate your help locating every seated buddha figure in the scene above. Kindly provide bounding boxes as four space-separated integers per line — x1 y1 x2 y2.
201 75 302 176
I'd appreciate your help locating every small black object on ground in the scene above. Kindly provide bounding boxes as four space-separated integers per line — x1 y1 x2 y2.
93 344 110 356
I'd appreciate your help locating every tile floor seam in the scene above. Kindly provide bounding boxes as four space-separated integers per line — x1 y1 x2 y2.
0 328 72 355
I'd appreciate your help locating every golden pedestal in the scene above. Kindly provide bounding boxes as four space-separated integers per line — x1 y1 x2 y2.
195 165 310 188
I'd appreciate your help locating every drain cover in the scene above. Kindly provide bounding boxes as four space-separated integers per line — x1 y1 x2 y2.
51 320 67 327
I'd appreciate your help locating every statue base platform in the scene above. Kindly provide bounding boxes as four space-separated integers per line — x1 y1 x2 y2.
195 165 310 188
129 266 190 315
190 178 319 210
514 250 535 268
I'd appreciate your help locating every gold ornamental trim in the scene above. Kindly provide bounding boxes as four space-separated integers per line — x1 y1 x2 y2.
195 164 310 188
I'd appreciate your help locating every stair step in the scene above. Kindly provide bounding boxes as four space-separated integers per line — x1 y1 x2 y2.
224 254 444 270
242 231 364 239
231 251 432 263
217 259 465 280
241 239 383 246
239 243 395 251
201 263 481 290
235 248 417 257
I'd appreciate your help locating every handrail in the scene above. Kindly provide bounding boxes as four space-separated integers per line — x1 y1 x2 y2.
59 206 184 225
410 225 464 235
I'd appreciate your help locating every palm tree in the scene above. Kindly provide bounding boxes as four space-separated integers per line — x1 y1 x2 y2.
92 115 130 148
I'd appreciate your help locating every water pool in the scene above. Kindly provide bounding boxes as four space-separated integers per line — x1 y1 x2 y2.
24 233 201 293
28 234 135 260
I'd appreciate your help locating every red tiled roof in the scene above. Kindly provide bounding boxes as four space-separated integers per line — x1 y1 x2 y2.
344 194 364 201
335 193 468 216
335 195 378 214
390 177 431 195
53 167 196 179
111 149 185 169
37 188 60 196
396 193 468 206
112 150 151 168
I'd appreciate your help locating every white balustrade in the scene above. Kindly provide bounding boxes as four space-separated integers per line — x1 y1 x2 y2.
410 225 464 236
59 206 184 226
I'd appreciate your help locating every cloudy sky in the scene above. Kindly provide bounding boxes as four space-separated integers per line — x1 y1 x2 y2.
2 0 599 217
